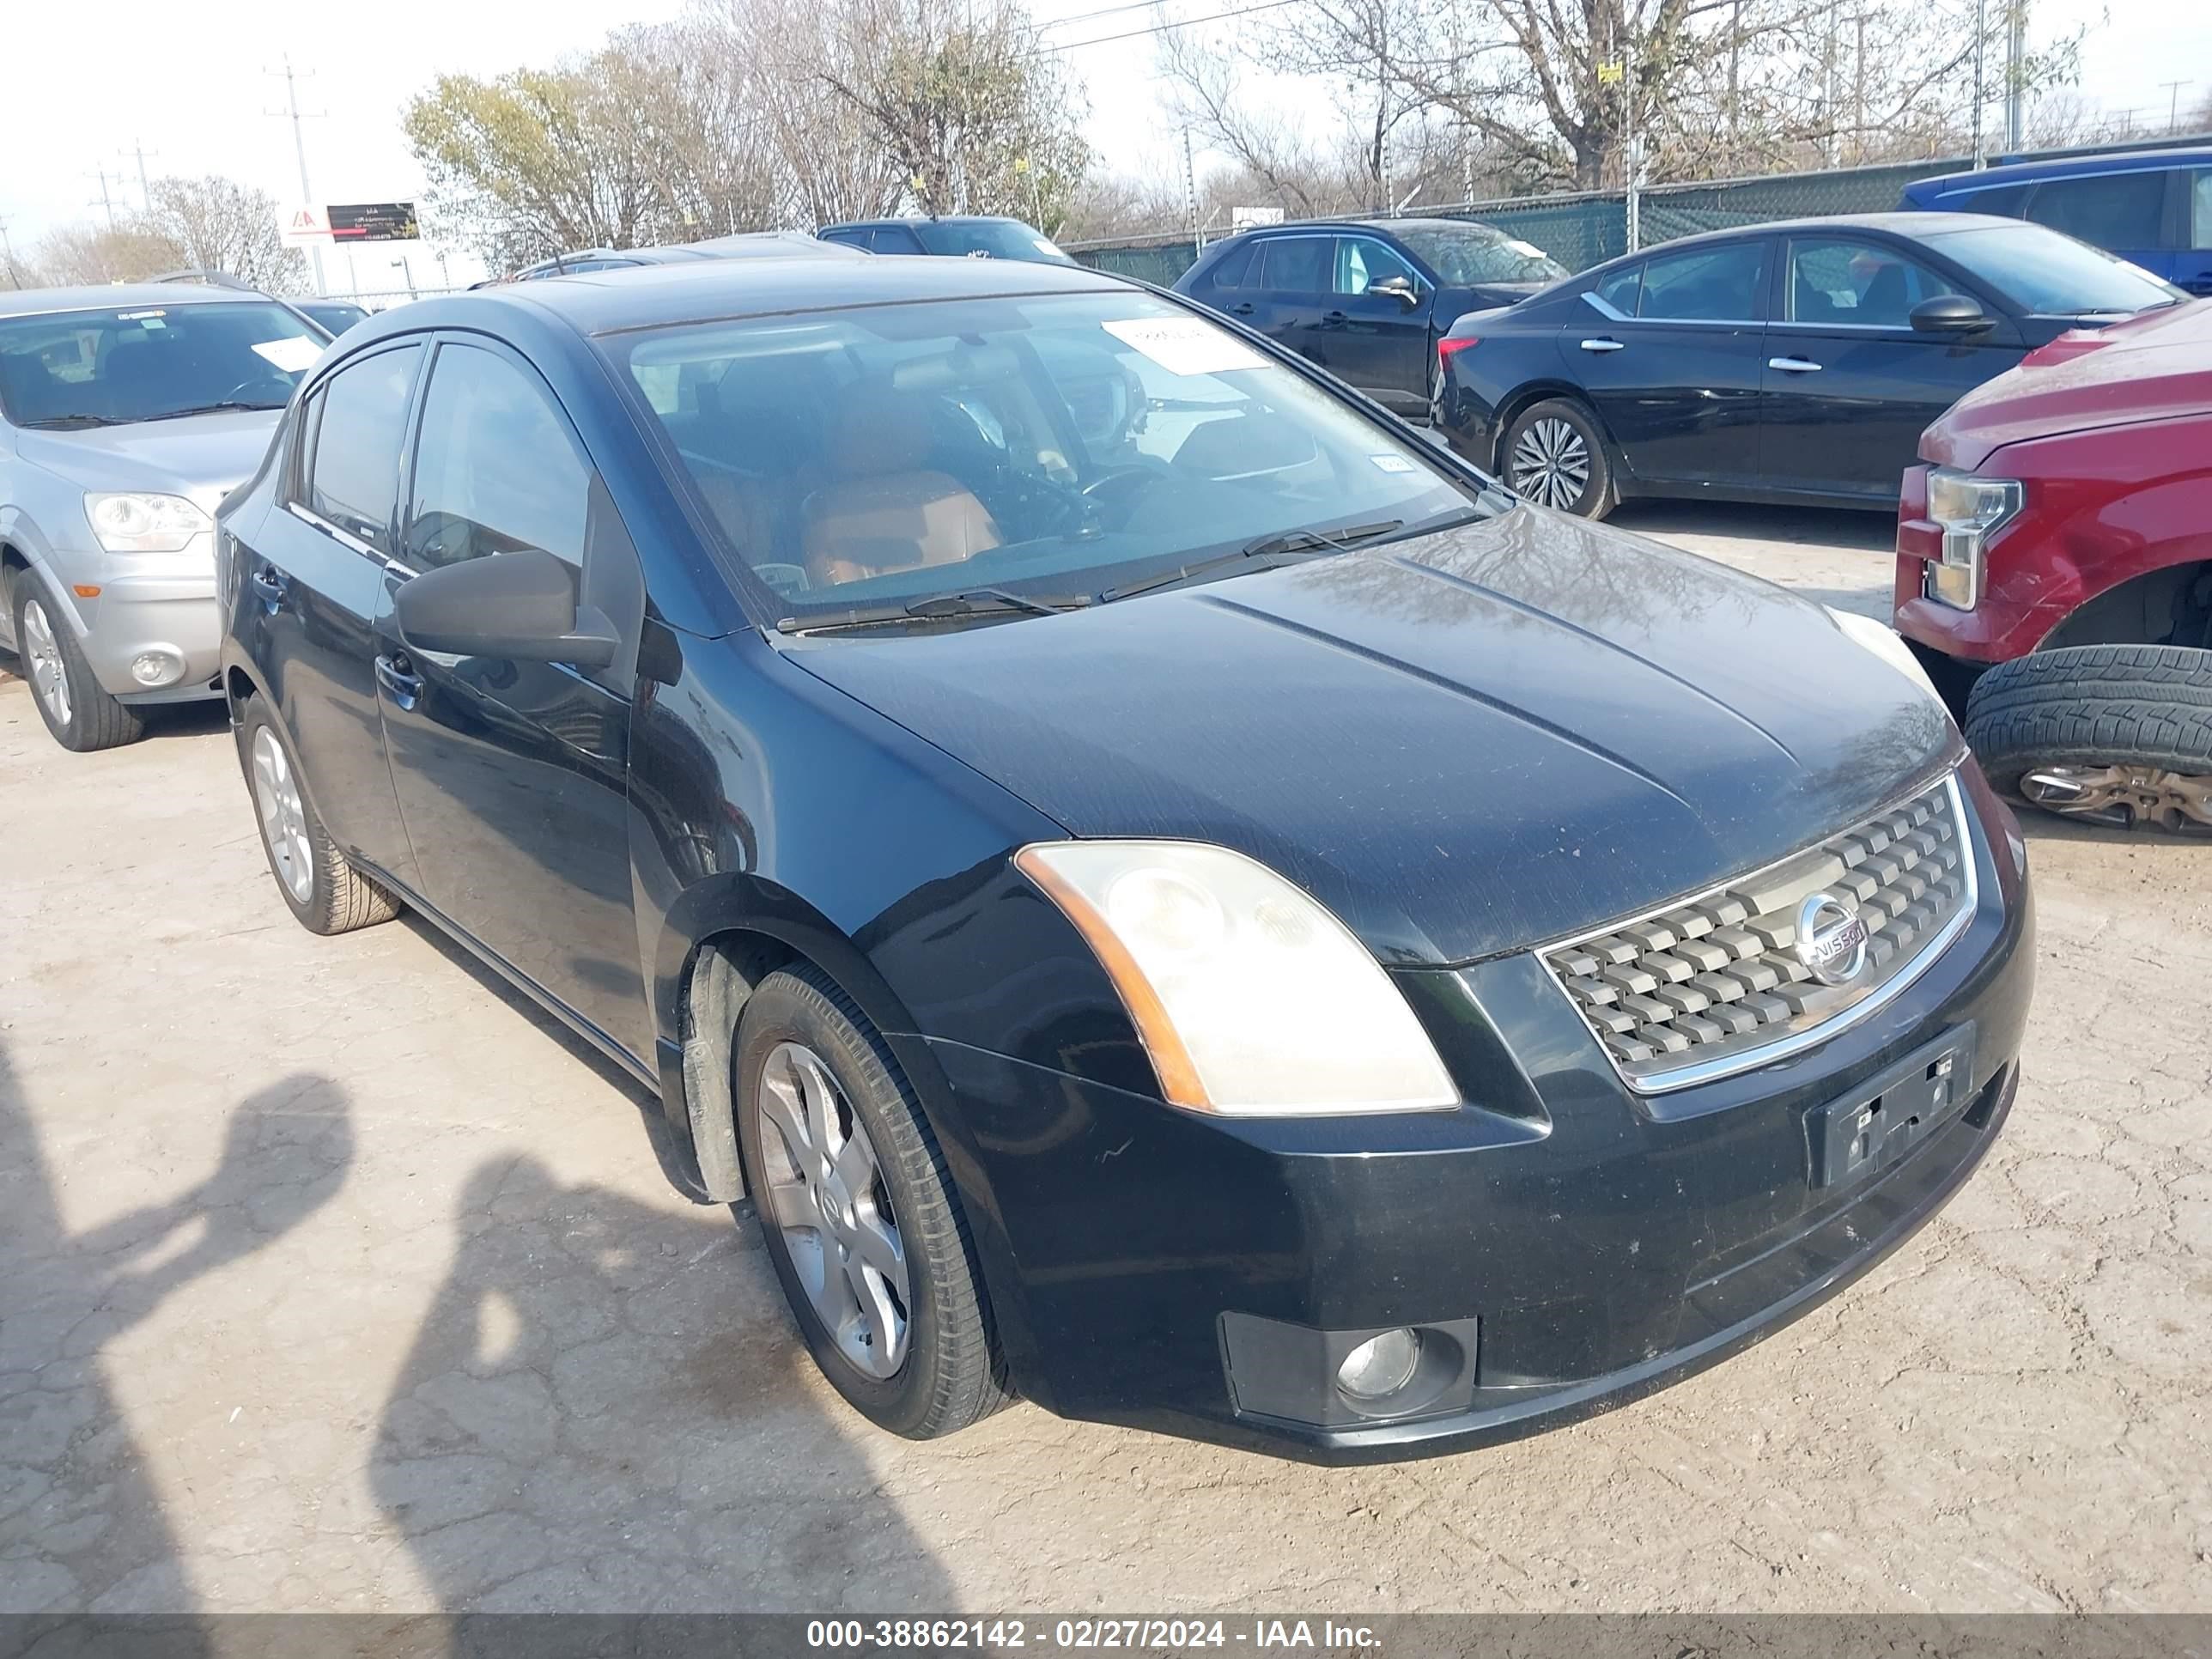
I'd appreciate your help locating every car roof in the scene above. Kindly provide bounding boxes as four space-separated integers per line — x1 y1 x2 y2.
351 252 1133 342
822 215 1028 229
1582 210 2021 265
1911 144 2212 192
0 283 264 319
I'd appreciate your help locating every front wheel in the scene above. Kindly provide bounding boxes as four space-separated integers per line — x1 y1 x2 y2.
734 965 1009 1438
1502 398 1615 520
12 576 144 751
237 702 401 932
1965 644 2212 835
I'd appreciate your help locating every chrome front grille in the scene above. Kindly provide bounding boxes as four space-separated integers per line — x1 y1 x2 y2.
1542 772 1976 1092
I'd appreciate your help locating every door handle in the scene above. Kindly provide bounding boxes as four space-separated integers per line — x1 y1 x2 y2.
249 567 287 607
1579 337 1626 353
1229 301 1255 317
1769 356 1823 373
1321 309 1348 327
374 653 423 709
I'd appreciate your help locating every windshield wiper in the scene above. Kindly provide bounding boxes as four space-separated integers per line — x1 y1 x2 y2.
1097 519 1405 605
21 414 124 429
777 587 1092 635
142 399 287 421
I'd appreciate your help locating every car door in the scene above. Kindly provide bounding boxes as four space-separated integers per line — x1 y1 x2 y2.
1759 234 2024 501
1569 237 1771 489
2021 168 2174 279
1318 233 1432 415
370 336 651 1060
1249 234 1334 364
2179 167 2212 297
239 340 426 890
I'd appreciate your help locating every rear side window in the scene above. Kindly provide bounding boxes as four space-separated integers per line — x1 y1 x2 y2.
307 344 422 552
1637 242 1766 320
2027 171 2167 248
1205 241 1255 289
403 343 590 571
1591 263 1643 316
1257 236 1330 292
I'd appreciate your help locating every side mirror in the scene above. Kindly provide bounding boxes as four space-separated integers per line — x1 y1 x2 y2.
1910 294 1992 334
394 548 620 669
1369 274 1421 309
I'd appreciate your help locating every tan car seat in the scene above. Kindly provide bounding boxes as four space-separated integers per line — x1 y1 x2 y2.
801 388 1000 587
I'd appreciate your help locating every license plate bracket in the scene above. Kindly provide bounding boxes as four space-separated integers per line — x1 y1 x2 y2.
1808 1024 1977 1189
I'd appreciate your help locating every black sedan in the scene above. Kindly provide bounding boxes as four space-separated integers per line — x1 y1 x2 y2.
1174 217 1568 418
1434 211 2187 518
215 253 2031 1462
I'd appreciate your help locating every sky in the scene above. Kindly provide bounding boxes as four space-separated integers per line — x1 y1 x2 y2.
3 0 2207 294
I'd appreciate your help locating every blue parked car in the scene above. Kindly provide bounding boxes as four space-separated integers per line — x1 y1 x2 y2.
1900 145 2212 295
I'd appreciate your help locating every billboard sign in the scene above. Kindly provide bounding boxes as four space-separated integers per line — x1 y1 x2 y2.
328 203 421 242
279 205 332 246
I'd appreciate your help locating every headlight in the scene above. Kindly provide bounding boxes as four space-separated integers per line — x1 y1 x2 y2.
1922 468 2022 610
1826 605 1943 702
1014 841 1458 1116
85 492 212 554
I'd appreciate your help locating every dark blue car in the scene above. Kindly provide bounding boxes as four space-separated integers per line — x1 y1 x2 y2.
1900 144 2212 296
212 253 2030 1462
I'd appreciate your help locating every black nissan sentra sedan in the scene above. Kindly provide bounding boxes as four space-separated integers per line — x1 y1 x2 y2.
216 253 2033 1462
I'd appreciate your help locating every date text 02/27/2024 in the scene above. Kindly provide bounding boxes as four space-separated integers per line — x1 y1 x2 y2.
804 1620 1382 1650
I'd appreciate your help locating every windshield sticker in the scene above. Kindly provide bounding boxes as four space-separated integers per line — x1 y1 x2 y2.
252 336 323 374
1368 453 1418 474
116 309 167 322
1102 317 1268 376
1505 239 1547 259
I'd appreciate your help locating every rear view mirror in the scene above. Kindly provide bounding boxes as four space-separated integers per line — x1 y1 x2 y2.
1911 294 1992 333
1369 275 1421 309
394 548 620 668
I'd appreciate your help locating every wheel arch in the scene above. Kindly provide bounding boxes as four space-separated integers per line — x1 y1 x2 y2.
2036 556 2212 655
1490 380 1622 477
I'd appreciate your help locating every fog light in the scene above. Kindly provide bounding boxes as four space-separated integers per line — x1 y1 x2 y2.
130 650 185 688
1336 1328 1421 1401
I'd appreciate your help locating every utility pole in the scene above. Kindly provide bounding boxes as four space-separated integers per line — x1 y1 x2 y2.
1970 0 1988 167
120 140 159 211
265 54 327 296
1726 0 1742 159
2002 0 2026 151
1822 0 1840 167
2159 79 2193 133
1851 11 1869 165
1182 127 1200 252
88 167 118 233
0 217 21 291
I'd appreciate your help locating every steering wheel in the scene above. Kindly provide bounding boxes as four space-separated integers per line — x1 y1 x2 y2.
222 375 293 407
1079 465 1161 500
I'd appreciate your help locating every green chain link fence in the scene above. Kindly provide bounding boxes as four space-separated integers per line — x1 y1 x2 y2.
1067 154 1980 283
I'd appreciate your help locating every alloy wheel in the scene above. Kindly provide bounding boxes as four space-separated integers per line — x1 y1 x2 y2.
250 726 317 902
21 599 71 727
1510 417 1590 510
2021 763 2212 833
754 1040 911 1378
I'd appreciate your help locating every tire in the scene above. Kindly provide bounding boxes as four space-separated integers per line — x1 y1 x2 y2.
235 700 400 933
11 574 144 752
1964 643 2212 835
734 964 1010 1439
1501 397 1616 520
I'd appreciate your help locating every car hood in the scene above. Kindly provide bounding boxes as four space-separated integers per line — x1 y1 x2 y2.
1925 297 2212 470
796 507 1959 965
15 408 283 516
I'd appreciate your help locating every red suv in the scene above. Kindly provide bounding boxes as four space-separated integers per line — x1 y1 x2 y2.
1896 297 2212 832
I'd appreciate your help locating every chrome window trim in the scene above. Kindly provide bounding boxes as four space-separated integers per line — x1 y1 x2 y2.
1582 291 1630 321
1577 289 1762 328
1534 768 1980 1096
285 500 380 562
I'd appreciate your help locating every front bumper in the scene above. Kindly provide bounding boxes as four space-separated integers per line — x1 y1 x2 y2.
61 544 223 702
913 771 2033 1463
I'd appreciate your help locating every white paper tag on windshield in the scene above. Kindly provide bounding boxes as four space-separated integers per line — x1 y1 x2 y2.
1505 239 1547 259
1102 317 1268 376
1369 453 1417 474
252 336 323 373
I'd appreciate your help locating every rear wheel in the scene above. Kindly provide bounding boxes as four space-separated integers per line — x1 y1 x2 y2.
734 965 1009 1439
1502 398 1615 520
12 576 144 752
1965 644 2212 835
237 702 401 932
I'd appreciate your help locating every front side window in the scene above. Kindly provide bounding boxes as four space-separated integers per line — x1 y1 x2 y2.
2191 169 2212 246
1334 237 1420 296
870 226 928 255
1257 236 1331 293
1393 225 1569 286
913 221 1073 264
1923 222 2184 314
617 291 1480 623
307 344 422 552
1787 238 1963 326
403 343 589 571
2027 171 2167 248
0 301 323 428
1637 242 1766 321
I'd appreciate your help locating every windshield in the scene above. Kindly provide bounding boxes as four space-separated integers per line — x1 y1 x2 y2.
619 289 1480 623
1394 225 1568 287
1923 222 2185 314
913 221 1076 264
0 301 322 428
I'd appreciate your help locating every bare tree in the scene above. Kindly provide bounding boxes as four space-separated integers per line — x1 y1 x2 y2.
28 223 185 287
143 175 308 290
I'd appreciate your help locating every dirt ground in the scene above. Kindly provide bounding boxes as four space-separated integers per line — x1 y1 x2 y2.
3 502 2208 1615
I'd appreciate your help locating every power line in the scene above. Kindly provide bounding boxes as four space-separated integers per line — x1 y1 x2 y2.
1036 0 1306 52
1035 0 1173 31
